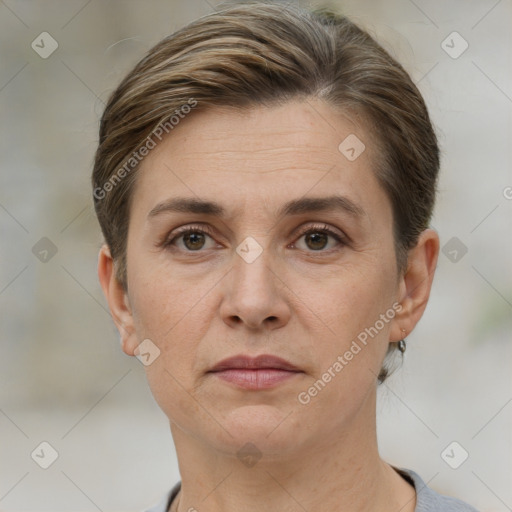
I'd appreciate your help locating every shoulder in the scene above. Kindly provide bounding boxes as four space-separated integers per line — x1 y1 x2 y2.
142 481 181 512
396 467 480 512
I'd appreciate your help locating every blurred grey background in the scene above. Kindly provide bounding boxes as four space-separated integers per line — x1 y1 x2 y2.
0 0 511 510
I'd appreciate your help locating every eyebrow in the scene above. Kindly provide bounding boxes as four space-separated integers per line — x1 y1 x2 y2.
147 195 366 220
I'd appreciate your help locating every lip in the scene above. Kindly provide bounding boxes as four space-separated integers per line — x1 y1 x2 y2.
209 354 301 372
208 354 303 390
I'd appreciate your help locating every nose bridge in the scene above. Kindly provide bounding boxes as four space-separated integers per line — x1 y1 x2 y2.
220 235 290 330
233 235 278 300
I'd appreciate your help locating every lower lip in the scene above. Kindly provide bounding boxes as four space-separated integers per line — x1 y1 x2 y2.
211 369 301 389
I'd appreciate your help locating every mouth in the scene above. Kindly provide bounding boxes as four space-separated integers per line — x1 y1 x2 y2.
208 354 303 390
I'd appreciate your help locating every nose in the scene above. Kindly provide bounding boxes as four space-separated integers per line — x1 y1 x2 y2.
219 243 291 332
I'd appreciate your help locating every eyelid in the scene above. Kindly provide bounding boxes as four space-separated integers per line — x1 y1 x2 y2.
294 222 348 241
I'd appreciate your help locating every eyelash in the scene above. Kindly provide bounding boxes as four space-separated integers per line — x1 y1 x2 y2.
160 223 347 253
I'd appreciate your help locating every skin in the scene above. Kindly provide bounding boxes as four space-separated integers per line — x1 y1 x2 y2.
98 98 439 512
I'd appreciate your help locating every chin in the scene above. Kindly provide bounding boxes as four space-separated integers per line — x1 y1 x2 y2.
216 404 304 456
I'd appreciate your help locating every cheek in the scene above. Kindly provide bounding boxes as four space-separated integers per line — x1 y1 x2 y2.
293 263 396 387
135 292 211 424
129 259 206 337
128 275 209 407
294 261 394 337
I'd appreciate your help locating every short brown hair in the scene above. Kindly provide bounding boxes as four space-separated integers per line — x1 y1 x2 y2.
92 1 439 381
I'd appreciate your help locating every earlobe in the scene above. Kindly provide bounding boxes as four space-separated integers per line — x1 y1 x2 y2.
389 229 440 342
97 245 138 356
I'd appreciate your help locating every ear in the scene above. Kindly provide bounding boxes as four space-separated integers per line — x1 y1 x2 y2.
97 245 138 356
389 228 440 342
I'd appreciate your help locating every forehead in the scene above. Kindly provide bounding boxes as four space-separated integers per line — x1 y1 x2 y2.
132 99 390 223
144 100 368 168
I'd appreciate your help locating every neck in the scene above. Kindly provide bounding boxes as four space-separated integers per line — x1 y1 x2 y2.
168 390 415 512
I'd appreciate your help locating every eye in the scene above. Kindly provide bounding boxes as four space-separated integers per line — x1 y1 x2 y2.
293 224 347 252
161 223 347 253
162 225 217 251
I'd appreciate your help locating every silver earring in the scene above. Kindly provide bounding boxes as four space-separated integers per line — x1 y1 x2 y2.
398 329 407 353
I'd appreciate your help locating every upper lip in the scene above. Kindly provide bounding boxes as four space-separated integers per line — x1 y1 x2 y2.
209 354 301 372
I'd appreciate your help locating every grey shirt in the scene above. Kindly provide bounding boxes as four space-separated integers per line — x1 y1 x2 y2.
144 467 480 512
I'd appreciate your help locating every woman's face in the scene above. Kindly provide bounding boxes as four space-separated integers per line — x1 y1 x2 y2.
110 99 410 457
